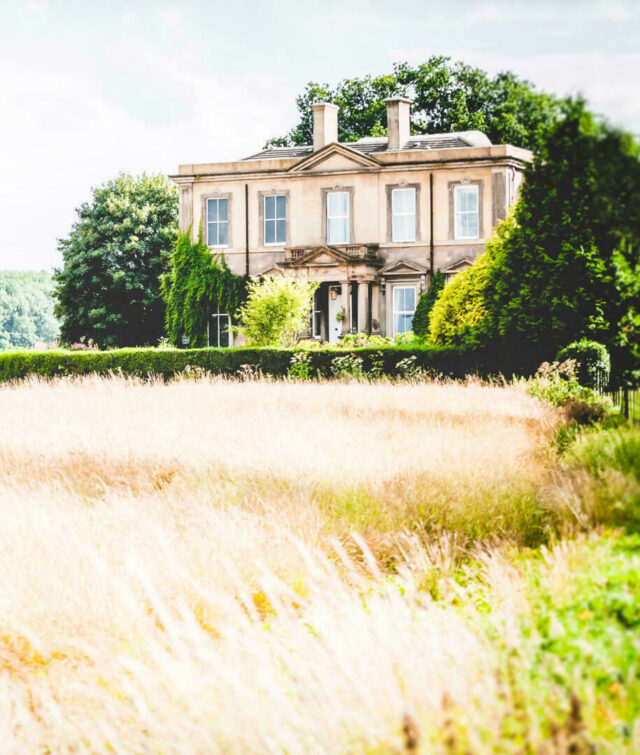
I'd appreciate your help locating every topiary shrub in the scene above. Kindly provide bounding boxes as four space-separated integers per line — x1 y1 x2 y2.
412 270 446 339
556 339 610 389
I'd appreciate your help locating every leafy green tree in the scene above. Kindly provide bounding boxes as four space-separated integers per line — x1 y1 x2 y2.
430 101 640 373
412 270 446 338
0 271 59 350
53 173 178 348
267 57 564 151
236 276 318 347
162 230 246 347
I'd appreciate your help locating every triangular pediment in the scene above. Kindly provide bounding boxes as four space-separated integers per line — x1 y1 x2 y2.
260 264 285 276
289 143 380 173
441 256 474 274
380 258 428 276
292 245 349 266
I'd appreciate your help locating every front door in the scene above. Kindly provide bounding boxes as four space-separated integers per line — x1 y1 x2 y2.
328 285 342 344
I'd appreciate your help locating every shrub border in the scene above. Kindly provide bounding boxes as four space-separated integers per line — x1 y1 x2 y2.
0 344 553 383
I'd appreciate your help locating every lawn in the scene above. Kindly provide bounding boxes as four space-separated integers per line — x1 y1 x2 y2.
0 375 638 753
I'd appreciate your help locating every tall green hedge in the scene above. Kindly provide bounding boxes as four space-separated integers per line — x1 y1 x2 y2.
0 343 552 383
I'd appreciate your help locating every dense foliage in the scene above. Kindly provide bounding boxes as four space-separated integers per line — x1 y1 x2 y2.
268 57 564 151
557 339 611 389
53 174 178 349
162 231 245 347
235 276 318 347
412 270 446 338
0 271 59 350
430 101 640 375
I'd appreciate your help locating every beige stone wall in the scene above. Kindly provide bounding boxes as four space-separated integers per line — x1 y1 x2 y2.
174 142 531 339
185 161 522 278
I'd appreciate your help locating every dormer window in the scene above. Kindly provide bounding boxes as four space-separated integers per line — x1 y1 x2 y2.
327 191 350 244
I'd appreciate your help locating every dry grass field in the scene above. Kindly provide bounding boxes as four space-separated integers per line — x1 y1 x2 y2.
0 375 637 753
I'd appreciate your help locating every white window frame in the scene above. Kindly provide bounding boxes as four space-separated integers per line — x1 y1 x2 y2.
453 185 479 240
264 194 287 246
311 290 322 338
392 188 416 242
392 285 417 337
207 198 229 249
208 311 231 348
326 191 350 245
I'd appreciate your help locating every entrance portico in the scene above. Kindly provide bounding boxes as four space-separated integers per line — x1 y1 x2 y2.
280 244 383 341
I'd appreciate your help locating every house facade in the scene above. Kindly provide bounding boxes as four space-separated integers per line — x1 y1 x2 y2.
171 98 532 345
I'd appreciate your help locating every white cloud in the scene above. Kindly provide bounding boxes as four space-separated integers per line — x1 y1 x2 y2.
0 42 294 269
26 1 46 13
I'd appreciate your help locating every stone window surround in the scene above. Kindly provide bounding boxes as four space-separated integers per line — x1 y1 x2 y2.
448 179 484 241
389 281 419 338
257 189 291 248
201 191 233 249
385 182 421 243
321 186 355 245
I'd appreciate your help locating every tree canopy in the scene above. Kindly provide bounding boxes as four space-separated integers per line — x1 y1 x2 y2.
53 173 178 349
268 57 565 151
0 271 59 350
430 101 640 374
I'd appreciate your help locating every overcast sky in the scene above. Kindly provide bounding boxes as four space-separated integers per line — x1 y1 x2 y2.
2 0 638 271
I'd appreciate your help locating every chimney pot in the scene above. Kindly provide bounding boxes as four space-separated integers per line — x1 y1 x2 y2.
312 102 339 151
384 97 413 150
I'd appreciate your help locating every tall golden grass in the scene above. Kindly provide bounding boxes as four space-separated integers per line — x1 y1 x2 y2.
0 375 608 752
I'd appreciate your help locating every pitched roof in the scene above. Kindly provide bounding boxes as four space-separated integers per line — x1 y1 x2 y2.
241 131 491 161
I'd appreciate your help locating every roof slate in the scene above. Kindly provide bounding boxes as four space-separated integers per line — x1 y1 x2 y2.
241 132 489 161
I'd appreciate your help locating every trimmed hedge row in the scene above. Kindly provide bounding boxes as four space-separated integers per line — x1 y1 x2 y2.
0 343 553 383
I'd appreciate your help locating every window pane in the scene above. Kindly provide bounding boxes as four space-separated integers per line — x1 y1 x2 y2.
393 188 414 213
218 221 228 247
207 199 218 222
265 219 275 244
207 222 217 246
328 191 348 216
463 187 478 211
218 198 228 221
276 195 286 219
328 216 348 244
276 219 286 243
265 196 275 220
219 316 229 348
405 287 416 310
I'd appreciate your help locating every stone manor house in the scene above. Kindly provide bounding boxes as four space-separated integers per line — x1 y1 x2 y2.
171 98 532 346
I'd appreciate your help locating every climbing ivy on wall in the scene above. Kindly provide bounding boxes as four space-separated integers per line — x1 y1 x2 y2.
412 270 446 339
161 229 246 347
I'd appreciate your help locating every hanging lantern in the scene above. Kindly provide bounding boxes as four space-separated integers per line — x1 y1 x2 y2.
330 288 338 300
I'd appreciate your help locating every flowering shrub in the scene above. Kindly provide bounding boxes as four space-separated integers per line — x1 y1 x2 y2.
330 353 364 379
396 356 426 381
288 351 313 380
68 340 98 351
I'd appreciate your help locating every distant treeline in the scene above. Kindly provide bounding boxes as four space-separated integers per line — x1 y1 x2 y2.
0 271 59 350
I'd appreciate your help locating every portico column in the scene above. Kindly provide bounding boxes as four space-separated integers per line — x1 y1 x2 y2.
357 281 369 334
341 280 350 336
371 284 380 334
